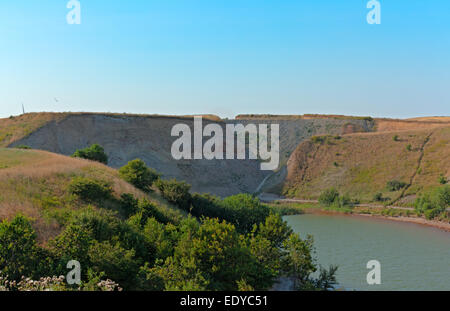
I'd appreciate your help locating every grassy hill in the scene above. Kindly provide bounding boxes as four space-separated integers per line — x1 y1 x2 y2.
0 148 186 243
281 126 450 206
0 113 68 147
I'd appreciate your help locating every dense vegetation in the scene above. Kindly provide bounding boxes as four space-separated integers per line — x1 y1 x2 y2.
119 159 160 191
414 185 450 220
318 188 358 209
0 157 337 291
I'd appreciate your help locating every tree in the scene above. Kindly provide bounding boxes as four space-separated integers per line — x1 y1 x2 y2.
282 233 317 290
48 224 94 275
72 144 108 164
0 215 42 280
221 194 270 233
169 218 271 290
119 159 160 191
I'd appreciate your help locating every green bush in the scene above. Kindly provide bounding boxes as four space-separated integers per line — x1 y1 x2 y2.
120 193 139 217
72 144 108 164
414 185 450 220
191 193 225 219
318 188 340 206
386 180 407 191
119 159 160 191
0 215 49 280
155 179 191 211
68 177 112 203
439 174 447 185
221 194 270 233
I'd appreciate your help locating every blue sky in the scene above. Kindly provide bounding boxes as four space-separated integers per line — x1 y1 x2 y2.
0 0 449 118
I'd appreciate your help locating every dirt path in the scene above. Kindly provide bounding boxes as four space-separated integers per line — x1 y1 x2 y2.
258 193 449 211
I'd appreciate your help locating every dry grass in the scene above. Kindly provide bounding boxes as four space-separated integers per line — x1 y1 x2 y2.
0 112 224 148
374 119 450 132
235 114 374 121
0 113 68 147
282 126 450 205
0 148 187 243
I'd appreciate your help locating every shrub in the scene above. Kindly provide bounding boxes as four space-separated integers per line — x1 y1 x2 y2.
386 180 407 191
221 194 270 233
72 144 108 164
119 159 160 191
318 188 340 206
155 179 191 211
0 216 45 280
406 144 412 151
393 135 399 141
120 193 139 217
191 193 225 219
414 185 450 220
135 198 169 225
439 174 447 185
373 192 383 202
68 177 112 203
15 145 31 149
88 240 139 289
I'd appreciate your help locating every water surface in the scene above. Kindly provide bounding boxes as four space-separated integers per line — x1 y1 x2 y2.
285 214 450 290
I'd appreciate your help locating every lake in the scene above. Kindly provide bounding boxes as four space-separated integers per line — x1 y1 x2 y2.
285 213 450 291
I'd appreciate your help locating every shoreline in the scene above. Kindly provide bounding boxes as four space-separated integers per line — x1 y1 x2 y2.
300 208 450 232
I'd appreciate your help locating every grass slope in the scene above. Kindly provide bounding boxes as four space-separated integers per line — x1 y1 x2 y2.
0 113 67 147
282 126 450 205
0 148 187 243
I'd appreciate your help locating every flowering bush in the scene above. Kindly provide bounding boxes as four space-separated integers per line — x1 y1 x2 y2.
0 273 122 291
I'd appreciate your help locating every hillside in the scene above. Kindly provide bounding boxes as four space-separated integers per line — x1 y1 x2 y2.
2 112 449 198
281 125 450 205
5 112 379 196
0 148 186 243
0 147 334 292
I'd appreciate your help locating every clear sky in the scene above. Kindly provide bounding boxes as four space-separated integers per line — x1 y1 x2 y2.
0 0 449 119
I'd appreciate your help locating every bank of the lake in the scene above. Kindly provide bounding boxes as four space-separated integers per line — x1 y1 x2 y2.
285 213 450 291
269 202 450 232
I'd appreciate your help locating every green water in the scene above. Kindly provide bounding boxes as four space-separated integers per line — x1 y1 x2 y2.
285 214 450 291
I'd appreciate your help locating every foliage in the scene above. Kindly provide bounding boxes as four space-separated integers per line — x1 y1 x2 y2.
318 188 358 209
221 194 270 233
119 159 160 191
0 215 49 280
414 185 450 220
386 180 408 191
72 144 108 164
155 179 191 211
318 188 340 206
68 177 112 203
